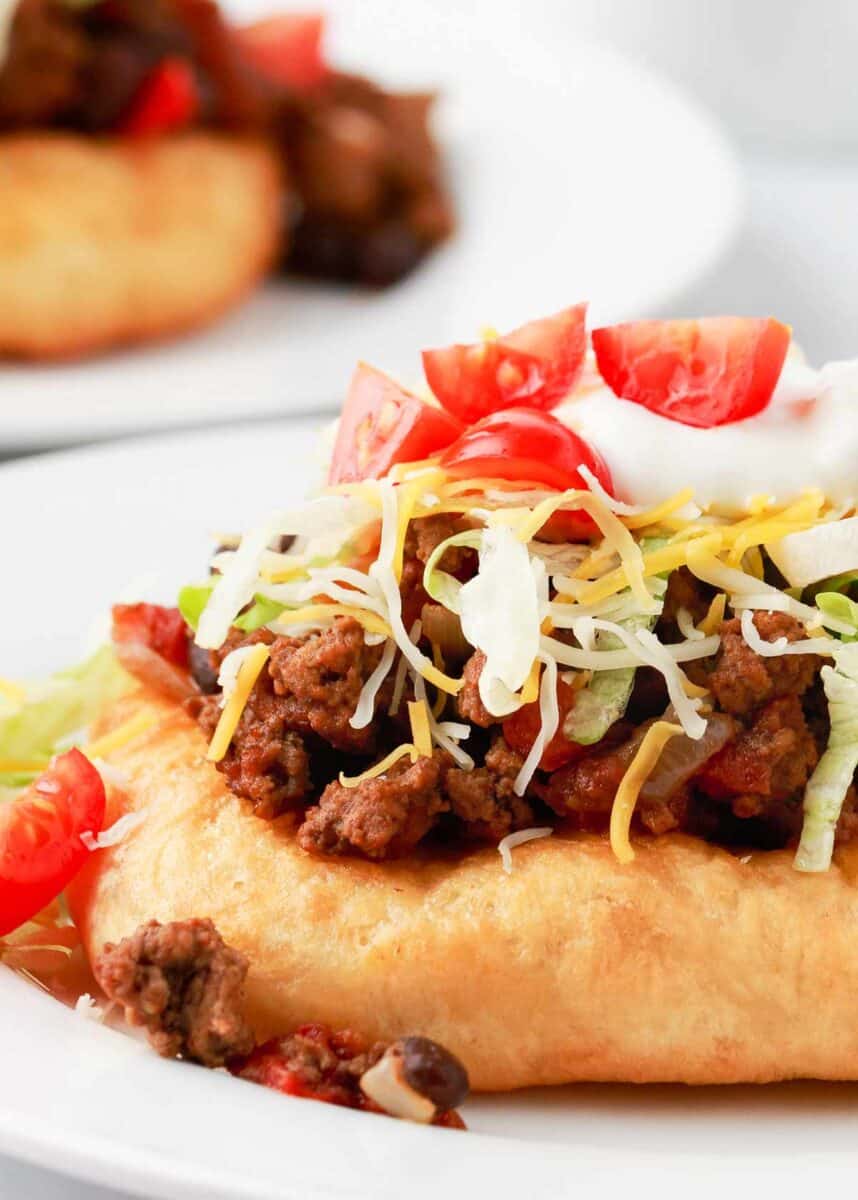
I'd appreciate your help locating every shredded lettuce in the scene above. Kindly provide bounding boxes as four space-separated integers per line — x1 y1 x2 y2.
564 607 660 744
422 530 484 613
178 584 213 631
0 647 131 788
794 642 858 872
180 584 284 635
564 538 669 745
815 592 858 641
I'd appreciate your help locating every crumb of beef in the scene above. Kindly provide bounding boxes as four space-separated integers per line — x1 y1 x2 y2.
96 918 254 1067
191 690 311 819
457 651 494 728
297 751 449 859
705 613 820 716
543 733 639 822
444 736 534 840
697 695 818 815
233 1023 385 1107
0 0 86 127
267 618 384 754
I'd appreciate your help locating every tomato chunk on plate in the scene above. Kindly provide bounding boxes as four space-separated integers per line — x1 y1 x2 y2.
422 304 588 423
439 408 612 539
591 316 791 428
0 750 106 937
503 679 584 772
329 364 463 484
234 14 327 90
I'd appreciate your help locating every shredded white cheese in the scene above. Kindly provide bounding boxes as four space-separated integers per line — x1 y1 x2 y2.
498 826 553 873
80 809 147 852
739 609 837 658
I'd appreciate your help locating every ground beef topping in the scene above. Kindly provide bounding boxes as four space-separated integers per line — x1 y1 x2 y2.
704 612 820 716
445 736 535 840
96 918 254 1067
297 750 450 859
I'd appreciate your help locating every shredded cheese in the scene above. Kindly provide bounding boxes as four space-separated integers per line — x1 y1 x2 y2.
609 722 684 863
206 643 270 763
83 711 157 761
350 639 397 729
407 700 433 758
498 826 553 873
339 743 418 788
698 592 727 636
0 757 50 773
271 603 392 639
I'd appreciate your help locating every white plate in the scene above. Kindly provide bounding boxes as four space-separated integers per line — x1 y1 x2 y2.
1 425 857 1199
0 0 741 453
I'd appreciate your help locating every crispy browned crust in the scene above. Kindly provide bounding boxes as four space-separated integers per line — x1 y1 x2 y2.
0 133 283 360
68 687 858 1091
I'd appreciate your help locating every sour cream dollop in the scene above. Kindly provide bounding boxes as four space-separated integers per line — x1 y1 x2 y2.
559 356 858 512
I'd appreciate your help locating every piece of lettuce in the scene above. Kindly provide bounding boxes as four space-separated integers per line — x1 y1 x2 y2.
0 646 131 789
794 642 858 872
815 591 858 642
564 537 669 746
180 583 284 636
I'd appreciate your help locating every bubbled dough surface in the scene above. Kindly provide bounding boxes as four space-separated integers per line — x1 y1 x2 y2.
0 133 282 359
69 689 858 1091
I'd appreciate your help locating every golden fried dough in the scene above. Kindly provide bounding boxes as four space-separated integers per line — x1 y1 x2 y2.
69 688 858 1091
0 133 282 359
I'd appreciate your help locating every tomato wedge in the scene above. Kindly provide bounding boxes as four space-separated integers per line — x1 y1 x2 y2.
0 750 105 937
121 57 200 137
591 316 791 428
503 680 584 772
422 304 588 423
234 14 327 90
439 409 612 540
328 364 463 484
112 603 190 669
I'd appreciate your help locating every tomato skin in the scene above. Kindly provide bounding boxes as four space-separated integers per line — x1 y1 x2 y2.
112 603 190 669
591 316 791 428
234 14 326 90
439 408 612 538
0 750 106 937
422 304 588 423
503 680 584 772
329 364 463 485
120 58 200 137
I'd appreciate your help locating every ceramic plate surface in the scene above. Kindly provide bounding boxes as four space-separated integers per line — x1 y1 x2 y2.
0 0 740 452
1 425 856 1199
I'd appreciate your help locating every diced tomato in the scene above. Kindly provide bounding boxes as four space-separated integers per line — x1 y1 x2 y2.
439 408 613 539
422 304 588 423
112 603 190 669
120 57 200 137
328 364 463 485
591 316 791 428
503 679 584 772
0 750 106 937
234 14 327 90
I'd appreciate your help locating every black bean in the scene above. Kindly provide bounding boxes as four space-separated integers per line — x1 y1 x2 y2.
188 642 219 695
394 1036 469 1111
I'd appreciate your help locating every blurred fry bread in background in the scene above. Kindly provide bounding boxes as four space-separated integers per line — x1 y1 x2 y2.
0 132 282 360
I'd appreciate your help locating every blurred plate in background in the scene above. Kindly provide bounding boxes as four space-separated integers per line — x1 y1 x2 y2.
0 0 740 453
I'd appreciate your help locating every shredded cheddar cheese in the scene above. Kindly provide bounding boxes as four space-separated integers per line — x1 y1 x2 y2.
339 743 418 788
699 593 726 637
272 604 392 639
609 721 684 864
206 643 270 764
622 487 696 531
407 700 433 758
83 711 158 761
